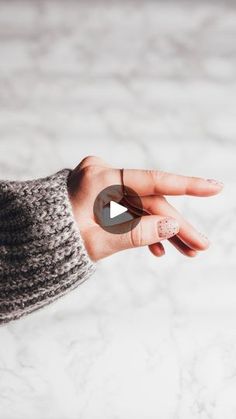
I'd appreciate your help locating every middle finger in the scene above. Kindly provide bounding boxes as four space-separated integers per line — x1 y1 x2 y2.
131 195 210 251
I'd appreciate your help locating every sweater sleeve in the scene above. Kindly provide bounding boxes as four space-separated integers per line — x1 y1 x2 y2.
0 169 95 325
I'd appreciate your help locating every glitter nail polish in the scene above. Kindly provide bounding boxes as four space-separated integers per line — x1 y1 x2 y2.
158 217 179 239
198 232 209 242
206 179 224 187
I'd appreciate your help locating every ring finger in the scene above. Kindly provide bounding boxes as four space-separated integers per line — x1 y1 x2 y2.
126 196 210 250
139 195 210 251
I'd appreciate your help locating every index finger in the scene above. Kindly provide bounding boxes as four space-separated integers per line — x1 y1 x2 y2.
113 169 224 197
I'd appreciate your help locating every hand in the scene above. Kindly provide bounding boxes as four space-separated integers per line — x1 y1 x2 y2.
68 156 224 261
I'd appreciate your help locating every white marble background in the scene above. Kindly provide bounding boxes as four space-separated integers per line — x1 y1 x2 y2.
0 0 236 418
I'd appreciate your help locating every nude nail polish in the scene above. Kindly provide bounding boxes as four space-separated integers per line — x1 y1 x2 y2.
198 232 210 242
206 179 224 187
158 217 179 239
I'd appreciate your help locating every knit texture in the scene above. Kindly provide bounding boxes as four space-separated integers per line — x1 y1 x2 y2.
0 169 95 325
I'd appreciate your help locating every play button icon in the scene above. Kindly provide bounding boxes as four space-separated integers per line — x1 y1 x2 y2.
93 184 144 234
110 201 128 219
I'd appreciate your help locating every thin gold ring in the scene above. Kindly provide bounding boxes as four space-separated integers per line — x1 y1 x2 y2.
120 168 145 217
120 168 127 196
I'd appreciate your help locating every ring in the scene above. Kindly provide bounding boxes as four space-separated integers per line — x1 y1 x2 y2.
120 168 127 196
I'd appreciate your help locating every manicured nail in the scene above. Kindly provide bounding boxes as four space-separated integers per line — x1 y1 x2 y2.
158 217 179 239
206 179 224 187
198 232 210 243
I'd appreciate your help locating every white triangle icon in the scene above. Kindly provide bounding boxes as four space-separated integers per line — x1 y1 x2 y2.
110 201 128 219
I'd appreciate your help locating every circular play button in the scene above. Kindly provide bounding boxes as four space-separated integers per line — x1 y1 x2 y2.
93 184 144 234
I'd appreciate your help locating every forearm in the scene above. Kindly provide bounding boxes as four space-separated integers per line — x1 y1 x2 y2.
0 169 95 325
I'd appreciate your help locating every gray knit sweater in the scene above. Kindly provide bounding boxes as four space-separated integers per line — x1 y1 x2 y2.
0 169 95 325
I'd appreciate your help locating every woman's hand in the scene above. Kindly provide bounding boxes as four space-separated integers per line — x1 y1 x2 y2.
68 156 224 261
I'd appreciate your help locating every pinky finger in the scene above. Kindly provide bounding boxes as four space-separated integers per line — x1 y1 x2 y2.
149 242 166 257
168 236 198 257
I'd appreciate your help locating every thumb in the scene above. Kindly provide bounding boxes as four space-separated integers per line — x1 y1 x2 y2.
87 216 179 260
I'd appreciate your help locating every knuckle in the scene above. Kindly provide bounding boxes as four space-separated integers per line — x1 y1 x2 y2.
80 164 100 183
185 176 195 194
151 169 166 181
73 156 96 172
80 165 109 189
147 170 166 193
79 155 108 170
80 155 99 167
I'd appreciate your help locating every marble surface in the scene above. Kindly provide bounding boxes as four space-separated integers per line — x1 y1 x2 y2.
0 0 236 418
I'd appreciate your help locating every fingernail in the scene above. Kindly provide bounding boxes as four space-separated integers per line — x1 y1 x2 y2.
206 179 224 187
158 217 179 239
198 232 210 243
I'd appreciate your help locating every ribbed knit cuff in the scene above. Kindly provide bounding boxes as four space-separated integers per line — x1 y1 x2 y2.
0 169 96 324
